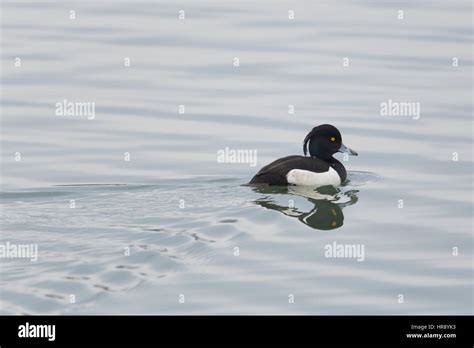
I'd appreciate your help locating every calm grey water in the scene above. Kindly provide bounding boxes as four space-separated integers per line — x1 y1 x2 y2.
0 1 472 314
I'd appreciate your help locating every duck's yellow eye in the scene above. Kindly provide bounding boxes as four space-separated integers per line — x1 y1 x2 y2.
330 137 336 142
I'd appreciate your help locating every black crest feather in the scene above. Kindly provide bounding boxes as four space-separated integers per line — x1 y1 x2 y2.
303 128 316 156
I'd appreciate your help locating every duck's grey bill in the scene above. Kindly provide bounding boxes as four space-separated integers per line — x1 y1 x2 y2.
338 143 358 156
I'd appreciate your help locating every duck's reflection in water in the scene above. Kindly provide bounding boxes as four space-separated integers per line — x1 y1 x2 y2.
252 185 359 230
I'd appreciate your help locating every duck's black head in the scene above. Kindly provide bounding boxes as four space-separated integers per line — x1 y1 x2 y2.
303 124 358 160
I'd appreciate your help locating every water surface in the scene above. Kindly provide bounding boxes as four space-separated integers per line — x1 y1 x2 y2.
0 0 472 314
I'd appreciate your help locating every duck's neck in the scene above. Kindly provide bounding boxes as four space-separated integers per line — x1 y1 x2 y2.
317 156 347 182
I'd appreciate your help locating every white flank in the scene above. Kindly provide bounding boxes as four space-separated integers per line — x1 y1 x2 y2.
286 168 341 187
